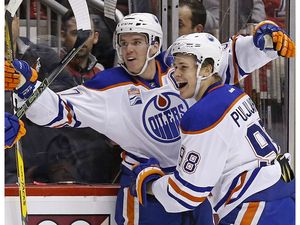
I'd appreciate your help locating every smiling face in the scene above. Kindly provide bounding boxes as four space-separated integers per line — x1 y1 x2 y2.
173 54 198 99
119 33 150 75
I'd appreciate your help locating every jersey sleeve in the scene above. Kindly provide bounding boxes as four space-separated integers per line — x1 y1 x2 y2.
20 81 108 133
219 35 278 85
152 128 228 212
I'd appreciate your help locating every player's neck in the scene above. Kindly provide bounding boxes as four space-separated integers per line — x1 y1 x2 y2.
195 79 218 101
139 60 156 80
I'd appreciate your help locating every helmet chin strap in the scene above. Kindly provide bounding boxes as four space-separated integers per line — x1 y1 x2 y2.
192 65 215 100
192 65 202 99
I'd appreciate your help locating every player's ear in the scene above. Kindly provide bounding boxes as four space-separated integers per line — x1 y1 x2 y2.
150 41 160 56
202 64 213 77
193 24 204 33
93 31 99 44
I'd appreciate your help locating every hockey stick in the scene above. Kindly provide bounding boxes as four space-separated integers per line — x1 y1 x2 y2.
5 1 28 225
5 0 23 61
15 0 91 119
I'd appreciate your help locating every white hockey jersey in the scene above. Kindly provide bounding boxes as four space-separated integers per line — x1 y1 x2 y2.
22 35 277 170
151 83 282 219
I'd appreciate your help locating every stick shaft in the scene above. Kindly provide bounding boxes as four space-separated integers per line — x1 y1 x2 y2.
5 1 28 224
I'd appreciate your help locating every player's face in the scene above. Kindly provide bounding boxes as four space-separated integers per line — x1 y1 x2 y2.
62 17 98 58
173 54 198 99
119 33 149 74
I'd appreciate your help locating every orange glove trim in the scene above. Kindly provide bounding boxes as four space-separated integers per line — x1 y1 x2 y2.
30 68 38 82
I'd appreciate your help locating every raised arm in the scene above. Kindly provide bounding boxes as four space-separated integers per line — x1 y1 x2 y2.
219 20 295 85
5 59 108 132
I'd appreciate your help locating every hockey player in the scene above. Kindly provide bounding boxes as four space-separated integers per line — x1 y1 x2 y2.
132 33 295 225
5 13 295 225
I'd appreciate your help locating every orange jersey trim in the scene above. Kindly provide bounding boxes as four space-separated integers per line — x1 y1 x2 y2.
168 177 206 203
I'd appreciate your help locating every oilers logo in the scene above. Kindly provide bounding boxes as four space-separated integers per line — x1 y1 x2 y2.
142 92 189 143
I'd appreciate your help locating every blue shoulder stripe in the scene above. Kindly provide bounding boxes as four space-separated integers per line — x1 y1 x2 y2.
181 85 246 133
83 67 135 90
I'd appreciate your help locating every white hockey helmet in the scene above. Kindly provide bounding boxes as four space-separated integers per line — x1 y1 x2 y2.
113 13 163 76
168 32 222 73
167 33 223 99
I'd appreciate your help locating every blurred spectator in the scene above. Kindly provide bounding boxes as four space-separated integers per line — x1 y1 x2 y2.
179 0 207 36
51 10 104 91
202 0 219 33
59 0 117 68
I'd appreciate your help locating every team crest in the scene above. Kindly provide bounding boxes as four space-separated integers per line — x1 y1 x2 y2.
128 86 142 106
142 92 189 143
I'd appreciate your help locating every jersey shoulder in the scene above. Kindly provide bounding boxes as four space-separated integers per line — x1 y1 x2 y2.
83 66 134 90
156 51 170 75
181 84 245 132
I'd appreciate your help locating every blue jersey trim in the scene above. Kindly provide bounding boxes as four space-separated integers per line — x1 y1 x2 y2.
226 168 259 205
214 168 260 212
214 171 244 212
44 96 65 126
67 100 81 127
167 185 196 210
174 171 213 193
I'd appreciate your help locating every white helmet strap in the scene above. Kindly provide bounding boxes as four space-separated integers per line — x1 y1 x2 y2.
192 64 215 99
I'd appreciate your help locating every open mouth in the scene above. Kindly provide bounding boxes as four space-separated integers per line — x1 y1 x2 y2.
127 57 136 62
177 81 188 89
